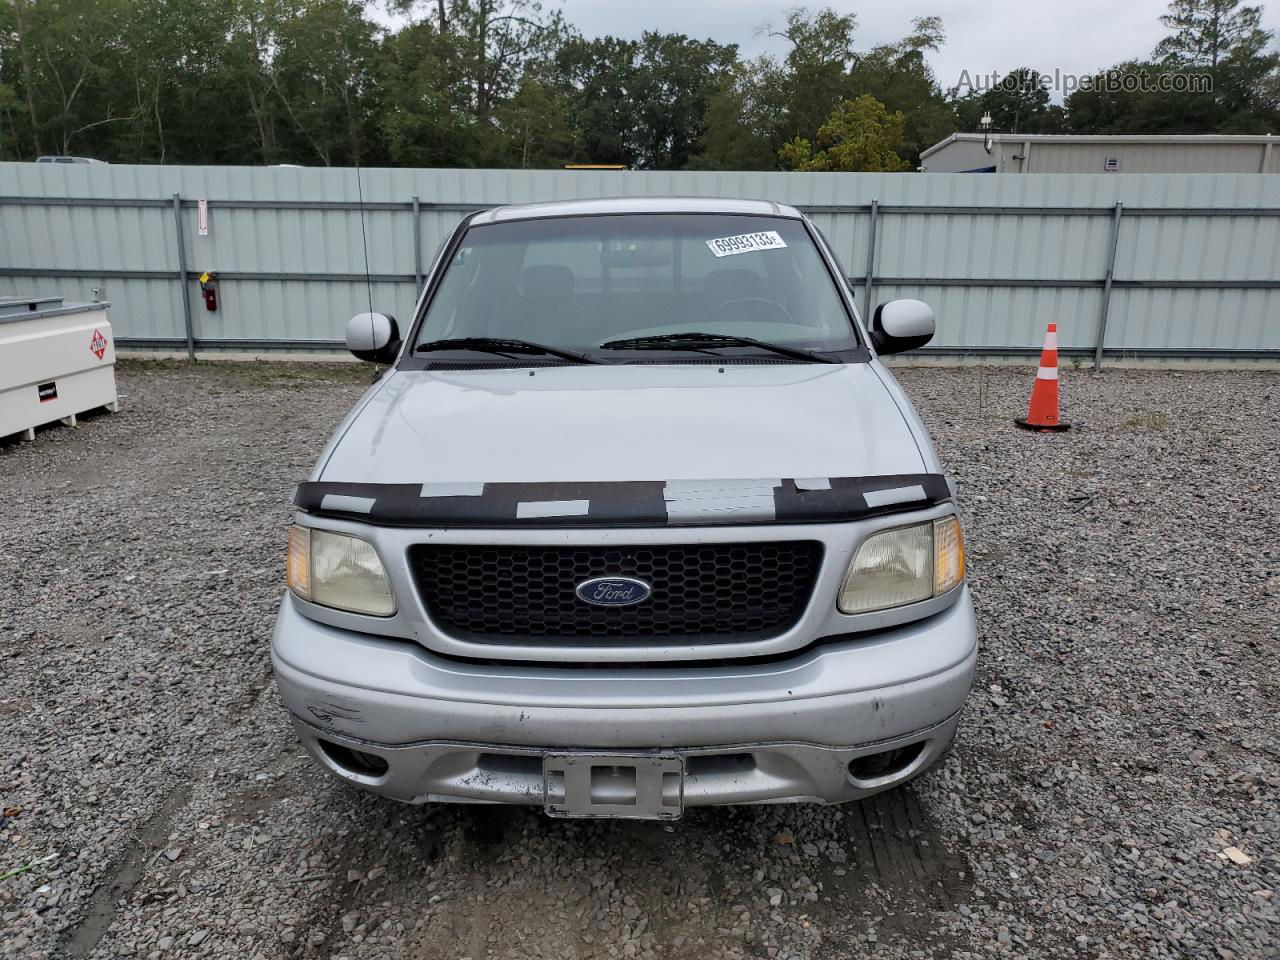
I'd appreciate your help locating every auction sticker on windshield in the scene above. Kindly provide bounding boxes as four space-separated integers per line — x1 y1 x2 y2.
706 231 788 258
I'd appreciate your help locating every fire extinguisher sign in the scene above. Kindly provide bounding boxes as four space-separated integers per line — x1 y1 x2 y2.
90 329 108 359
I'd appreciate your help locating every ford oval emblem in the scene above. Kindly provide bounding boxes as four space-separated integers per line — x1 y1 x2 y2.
575 576 651 607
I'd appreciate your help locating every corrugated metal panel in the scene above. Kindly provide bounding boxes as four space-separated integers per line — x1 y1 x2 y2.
873 284 1104 350
1105 288 1277 352
0 277 184 339
1025 142 1272 174
2 163 1278 358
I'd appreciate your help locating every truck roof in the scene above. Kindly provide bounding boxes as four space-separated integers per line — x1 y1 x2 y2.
470 196 805 225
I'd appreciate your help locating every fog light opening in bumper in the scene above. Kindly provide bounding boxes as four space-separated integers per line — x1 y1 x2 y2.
847 741 926 783
317 738 390 778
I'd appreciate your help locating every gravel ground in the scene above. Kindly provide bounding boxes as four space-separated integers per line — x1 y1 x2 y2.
1 359 1277 960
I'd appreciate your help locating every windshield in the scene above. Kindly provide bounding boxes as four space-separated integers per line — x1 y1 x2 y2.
414 214 859 357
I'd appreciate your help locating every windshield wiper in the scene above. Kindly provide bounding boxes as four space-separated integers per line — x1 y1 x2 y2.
416 337 600 364
598 332 837 364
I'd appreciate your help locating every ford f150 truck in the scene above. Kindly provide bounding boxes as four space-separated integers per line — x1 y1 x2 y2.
271 197 975 820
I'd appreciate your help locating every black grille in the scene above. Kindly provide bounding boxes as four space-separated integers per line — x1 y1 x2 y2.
408 542 823 645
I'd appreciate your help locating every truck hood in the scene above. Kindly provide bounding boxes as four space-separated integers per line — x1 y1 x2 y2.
318 363 925 485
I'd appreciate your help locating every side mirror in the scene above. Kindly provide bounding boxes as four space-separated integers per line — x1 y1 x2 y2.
870 299 934 355
345 312 401 364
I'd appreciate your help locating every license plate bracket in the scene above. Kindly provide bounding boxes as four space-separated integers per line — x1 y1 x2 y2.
543 753 684 820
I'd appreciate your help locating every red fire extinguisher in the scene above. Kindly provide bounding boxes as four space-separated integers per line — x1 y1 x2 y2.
199 271 218 312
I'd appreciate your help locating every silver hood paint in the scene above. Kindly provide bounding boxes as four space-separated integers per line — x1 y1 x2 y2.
318 363 927 485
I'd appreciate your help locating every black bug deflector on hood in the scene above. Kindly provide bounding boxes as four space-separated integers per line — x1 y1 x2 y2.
293 474 952 528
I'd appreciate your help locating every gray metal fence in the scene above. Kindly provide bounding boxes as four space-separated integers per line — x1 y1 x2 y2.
2 163 1278 366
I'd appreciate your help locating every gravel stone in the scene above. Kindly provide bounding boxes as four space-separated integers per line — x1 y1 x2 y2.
0 360 1276 960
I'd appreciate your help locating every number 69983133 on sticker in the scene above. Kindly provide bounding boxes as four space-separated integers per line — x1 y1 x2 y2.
705 230 788 258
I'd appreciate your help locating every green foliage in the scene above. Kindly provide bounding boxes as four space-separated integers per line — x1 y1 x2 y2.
271 0 384 165
1062 0 1278 135
694 8 953 170
378 19 481 167
7 0 132 157
774 7 859 141
692 59 790 170
554 35 641 165
778 95 910 172
553 32 737 168
1063 62 1221 132
493 74 574 168
851 18 955 165
968 2 1279 139
630 33 738 169
1156 0 1268 66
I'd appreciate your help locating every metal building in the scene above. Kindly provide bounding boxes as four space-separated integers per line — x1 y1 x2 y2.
920 134 1280 174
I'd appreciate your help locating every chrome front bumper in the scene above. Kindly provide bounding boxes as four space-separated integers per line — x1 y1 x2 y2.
288 712 963 810
271 587 977 808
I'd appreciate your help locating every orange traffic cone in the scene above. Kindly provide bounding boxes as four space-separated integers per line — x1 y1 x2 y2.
1015 323 1070 432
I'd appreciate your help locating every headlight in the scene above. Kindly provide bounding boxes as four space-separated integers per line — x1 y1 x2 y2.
286 527 396 616
838 516 965 614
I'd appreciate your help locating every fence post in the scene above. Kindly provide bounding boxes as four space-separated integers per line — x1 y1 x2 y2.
862 199 879 316
412 194 423 296
1093 201 1124 372
172 193 195 362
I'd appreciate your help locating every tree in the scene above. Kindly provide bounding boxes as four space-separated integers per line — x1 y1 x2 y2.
110 0 262 164
1063 0 1279 136
1214 37 1280 129
553 35 642 165
692 59 790 170
850 17 955 166
493 73 574 167
550 31 736 169
628 33 737 168
694 9 950 171
270 0 384 166
7 0 42 156
378 18 484 166
951 68 1066 134
448 0 568 124
5 0 134 158
12 0 1267 170
771 7 859 142
1157 0 1279 130
1156 0 1269 67
1064 62 1222 132
778 94 909 172
216 0 284 164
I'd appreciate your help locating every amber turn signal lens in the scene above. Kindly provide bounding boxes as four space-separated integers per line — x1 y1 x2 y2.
933 515 965 596
286 526 311 601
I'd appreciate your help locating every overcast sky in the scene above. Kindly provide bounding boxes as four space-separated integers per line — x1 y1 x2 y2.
543 0 1280 98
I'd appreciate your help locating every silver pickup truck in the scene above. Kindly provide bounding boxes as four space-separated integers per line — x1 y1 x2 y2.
271 197 975 820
